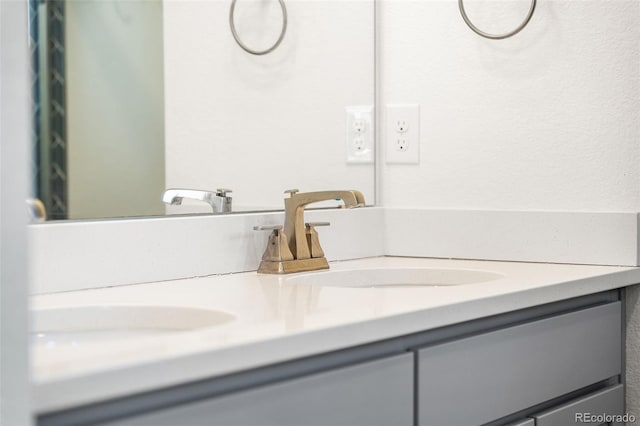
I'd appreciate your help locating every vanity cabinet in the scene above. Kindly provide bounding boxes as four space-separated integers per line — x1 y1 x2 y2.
38 292 624 426
415 302 621 426
103 353 414 426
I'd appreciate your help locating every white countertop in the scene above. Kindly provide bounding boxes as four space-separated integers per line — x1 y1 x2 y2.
31 256 640 413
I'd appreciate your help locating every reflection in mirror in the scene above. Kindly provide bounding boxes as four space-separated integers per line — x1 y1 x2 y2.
32 0 165 220
31 0 375 221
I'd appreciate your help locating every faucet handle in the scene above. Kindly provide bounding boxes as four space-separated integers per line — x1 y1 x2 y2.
304 222 329 259
216 188 233 197
253 225 294 262
284 189 299 197
253 225 283 231
305 222 330 228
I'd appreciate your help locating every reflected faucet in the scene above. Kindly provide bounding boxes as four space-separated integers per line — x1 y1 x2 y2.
162 188 232 213
255 189 365 274
26 198 47 222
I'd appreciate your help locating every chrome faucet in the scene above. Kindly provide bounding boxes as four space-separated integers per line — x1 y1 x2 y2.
162 188 232 213
255 189 365 274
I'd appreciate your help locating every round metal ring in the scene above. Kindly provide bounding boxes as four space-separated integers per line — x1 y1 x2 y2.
229 0 288 55
458 0 536 40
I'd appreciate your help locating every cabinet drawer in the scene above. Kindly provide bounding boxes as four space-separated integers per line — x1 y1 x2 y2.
104 353 414 426
416 302 621 426
533 384 624 426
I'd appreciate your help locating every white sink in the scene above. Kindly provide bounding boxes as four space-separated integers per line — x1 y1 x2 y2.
31 305 235 350
286 267 504 288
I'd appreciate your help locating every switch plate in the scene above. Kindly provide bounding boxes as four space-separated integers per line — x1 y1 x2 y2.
386 104 420 164
346 105 374 164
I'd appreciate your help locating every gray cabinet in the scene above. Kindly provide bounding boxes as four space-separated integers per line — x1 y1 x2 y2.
505 420 535 426
105 352 414 426
415 302 621 426
532 385 624 426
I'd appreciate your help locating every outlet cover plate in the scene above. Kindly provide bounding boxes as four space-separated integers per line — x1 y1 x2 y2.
346 105 374 164
386 104 420 164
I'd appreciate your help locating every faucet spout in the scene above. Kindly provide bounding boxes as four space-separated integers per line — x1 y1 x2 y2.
162 188 232 213
284 190 365 260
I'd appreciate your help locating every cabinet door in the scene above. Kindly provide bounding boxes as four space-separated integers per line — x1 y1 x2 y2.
415 302 621 426
104 353 414 426
533 385 624 426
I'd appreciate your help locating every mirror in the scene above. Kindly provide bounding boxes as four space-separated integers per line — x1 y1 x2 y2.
31 0 375 221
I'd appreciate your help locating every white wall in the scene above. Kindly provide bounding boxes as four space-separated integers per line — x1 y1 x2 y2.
66 0 165 219
1 0 32 423
163 0 375 211
379 0 639 211
378 0 640 417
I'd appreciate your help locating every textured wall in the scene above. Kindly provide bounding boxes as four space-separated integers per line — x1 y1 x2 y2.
163 0 375 211
379 0 640 211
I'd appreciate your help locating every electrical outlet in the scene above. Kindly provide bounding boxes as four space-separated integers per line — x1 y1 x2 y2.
386 104 419 164
396 119 409 133
346 106 374 164
395 137 409 151
353 119 366 134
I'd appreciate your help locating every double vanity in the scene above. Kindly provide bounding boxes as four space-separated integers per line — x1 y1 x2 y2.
15 0 639 424
33 256 639 426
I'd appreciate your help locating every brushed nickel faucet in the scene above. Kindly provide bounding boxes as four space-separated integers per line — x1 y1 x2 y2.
162 188 232 213
255 189 365 274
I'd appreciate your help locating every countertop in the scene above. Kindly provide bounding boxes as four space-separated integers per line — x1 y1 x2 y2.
31 256 640 413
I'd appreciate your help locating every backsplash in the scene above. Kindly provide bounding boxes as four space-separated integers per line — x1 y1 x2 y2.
29 207 639 294
28 208 384 294
384 209 640 266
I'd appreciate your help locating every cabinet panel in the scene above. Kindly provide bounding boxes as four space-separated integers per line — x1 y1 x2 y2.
505 419 535 426
533 385 624 426
104 353 413 426
416 302 621 426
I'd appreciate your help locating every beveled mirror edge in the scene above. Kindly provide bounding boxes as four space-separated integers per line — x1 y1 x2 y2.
29 205 377 225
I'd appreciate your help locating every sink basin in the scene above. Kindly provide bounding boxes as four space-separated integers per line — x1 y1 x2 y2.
31 305 235 349
286 268 504 288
